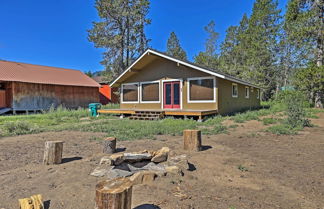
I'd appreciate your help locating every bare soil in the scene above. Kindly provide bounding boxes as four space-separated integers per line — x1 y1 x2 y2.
0 113 323 209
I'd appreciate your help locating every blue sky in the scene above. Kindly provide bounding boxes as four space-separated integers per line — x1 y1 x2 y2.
0 0 287 72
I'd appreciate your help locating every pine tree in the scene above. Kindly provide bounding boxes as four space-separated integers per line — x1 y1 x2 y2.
219 14 249 76
245 0 282 99
88 0 151 76
194 21 219 69
166 32 187 60
285 0 324 107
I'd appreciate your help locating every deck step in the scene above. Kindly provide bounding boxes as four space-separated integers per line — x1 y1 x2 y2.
129 111 164 121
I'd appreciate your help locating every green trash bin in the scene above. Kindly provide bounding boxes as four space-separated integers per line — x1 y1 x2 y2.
89 103 102 117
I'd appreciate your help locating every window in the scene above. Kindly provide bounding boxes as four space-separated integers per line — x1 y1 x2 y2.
188 77 215 103
245 87 249 98
232 83 238 98
141 81 160 102
257 89 260 99
122 83 139 103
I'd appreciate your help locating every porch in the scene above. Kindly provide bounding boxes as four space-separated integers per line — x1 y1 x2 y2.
98 108 218 121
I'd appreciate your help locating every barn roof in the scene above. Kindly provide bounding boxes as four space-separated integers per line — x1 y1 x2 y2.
0 60 100 87
111 48 262 89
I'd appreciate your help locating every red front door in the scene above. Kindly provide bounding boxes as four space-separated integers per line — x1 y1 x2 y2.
163 81 180 109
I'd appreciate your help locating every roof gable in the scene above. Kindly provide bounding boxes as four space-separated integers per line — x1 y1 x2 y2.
111 49 261 89
0 60 100 87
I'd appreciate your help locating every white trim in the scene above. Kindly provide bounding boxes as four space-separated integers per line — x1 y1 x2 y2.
121 82 140 104
139 80 160 103
245 86 250 99
110 49 261 89
232 83 238 98
187 76 216 103
161 79 183 110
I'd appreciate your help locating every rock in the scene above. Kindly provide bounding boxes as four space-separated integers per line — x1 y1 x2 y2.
123 153 152 162
129 170 157 185
165 166 183 176
99 156 113 165
168 154 189 170
151 147 170 163
90 167 108 177
106 168 133 179
110 153 124 165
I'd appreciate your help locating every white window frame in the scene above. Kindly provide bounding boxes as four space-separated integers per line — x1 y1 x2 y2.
121 82 139 104
187 76 216 103
161 79 183 109
140 80 160 103
232 83 238 98
245 86 250 99
257 89 260 99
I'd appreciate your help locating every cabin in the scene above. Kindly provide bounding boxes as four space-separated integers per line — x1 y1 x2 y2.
99 49 261 120
0 60 100 114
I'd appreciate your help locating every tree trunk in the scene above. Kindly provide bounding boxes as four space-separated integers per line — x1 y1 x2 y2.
19 194 44 209
103 137 117 154
43 141 64 165
183 130 202 151
95 178 133 209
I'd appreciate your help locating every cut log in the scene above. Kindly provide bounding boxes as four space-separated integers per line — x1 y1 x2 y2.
43 141 64 165
183 130 202 151
19 194 44 209
103 137 117 154
95 178 133 209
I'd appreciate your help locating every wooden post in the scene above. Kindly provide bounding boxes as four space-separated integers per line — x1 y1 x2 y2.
103 137 116 154
43 141 64 165
183 130 202 151
95 178 133 209
19 194 44 209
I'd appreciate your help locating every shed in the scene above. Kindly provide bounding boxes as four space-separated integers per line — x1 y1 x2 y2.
0 60 100 113
92 76 119 105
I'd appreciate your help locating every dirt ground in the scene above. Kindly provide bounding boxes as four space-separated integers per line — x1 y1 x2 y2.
0 113 323 209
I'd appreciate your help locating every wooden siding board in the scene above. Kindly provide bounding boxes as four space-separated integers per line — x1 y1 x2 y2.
12 82 99 110
217 78 260 115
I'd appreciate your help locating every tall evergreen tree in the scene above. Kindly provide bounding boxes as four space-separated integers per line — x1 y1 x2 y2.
285 0 324 107
245 0 282 99
88 0 151 76
194 21 219 69
219 14 249 76
166 32 187 60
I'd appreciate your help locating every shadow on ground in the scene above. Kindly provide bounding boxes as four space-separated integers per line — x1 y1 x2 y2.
133 204 161 209
62 157 82 164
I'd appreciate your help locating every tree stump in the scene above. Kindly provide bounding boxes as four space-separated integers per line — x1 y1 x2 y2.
183 130 202 151
95 178 133 209
43 141 64 165
19 194 44 209
103 137 117 154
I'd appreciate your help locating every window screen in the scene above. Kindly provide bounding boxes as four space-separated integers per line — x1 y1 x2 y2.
232 84 238 97
189 78 214 101
122 83 138 102
142 82 159 101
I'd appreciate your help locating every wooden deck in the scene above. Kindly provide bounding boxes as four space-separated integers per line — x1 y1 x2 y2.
98 109 218 120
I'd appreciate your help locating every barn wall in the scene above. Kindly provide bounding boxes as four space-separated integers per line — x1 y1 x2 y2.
12 82 99 110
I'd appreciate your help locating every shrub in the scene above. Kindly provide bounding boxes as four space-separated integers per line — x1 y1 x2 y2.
284 91 309 128
3 121 39 136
